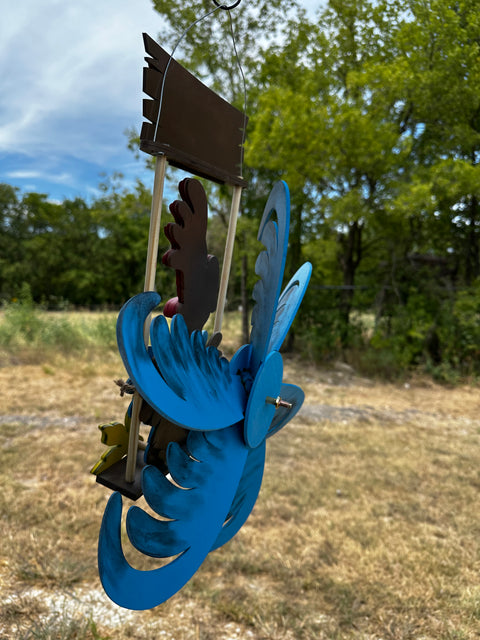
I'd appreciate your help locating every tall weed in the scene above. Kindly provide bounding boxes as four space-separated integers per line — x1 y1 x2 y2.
18 611 106 640
0 284 117 360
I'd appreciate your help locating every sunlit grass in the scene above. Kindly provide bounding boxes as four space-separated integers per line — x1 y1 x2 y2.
1 312 480 638
0 305 244 367
0 305 118 368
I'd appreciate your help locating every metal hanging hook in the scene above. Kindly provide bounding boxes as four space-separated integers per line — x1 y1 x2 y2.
213 0 242 10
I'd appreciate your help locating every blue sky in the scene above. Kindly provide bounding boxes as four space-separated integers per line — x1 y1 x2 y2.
0 0 162 202
0 0 319 204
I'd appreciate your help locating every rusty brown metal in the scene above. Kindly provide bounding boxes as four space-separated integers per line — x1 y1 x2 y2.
140 33 248 187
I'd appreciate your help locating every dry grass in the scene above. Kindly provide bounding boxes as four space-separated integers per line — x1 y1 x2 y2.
1 315 480 639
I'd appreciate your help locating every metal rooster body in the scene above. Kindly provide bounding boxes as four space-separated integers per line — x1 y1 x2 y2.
97 180 311 610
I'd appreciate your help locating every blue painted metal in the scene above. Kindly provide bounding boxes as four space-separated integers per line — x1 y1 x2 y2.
249 181 290 375
267 383 305 439
211 441 265 550
97 181 313 610
243 350 283 449
212 383 305 551
98 425 248 610
268 262 312 354
117 292 246 430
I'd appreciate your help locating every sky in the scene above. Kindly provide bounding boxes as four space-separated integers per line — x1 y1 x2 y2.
0 0 319 203
0 0 164 202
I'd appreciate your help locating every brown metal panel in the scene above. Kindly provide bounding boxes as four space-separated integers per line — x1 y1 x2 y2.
143 67 162 99
145 56 163 73
140 33 248 187
140 121 155 141
143 98 157 123
143 31 170 67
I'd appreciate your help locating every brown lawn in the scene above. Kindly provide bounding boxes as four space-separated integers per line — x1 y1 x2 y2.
1 347 480 639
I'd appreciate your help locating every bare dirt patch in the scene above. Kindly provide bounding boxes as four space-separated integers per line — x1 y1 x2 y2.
2 354 480 639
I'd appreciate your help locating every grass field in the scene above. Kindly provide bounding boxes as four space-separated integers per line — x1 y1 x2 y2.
1 311 480 639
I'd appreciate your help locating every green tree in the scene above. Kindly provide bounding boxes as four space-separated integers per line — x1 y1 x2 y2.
92 177 174 306
0 179 154 308
150 0 302 104
0 184 24 298
144 0 480 370
148 0 313 326
247 0 412 342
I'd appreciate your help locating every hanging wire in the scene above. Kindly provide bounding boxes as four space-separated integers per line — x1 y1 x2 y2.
226 9 248 178
153 1 248 177
153 4 223 141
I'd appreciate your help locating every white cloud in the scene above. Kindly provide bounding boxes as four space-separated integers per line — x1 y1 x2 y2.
6 169 72 184
0 0 321 199
0 0 162 161
5 170 42 180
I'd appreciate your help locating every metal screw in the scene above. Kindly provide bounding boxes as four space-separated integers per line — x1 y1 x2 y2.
266 396 293 410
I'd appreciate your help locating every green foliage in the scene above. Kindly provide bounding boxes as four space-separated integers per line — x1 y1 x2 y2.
0 285 118 358
150 0 302 105
445 281 480 375
366 280 480 381
18 612 108 640
0 177 159 308
2 0 480 379
1 283 43 344
297 310 344 362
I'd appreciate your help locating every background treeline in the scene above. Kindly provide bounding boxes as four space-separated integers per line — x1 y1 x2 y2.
0 178 158 308
2 0 480 380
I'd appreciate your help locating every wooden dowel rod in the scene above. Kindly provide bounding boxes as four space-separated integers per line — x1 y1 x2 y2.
214 185 243 334
144 155 168 293
125 154 167 484
126 392 143 482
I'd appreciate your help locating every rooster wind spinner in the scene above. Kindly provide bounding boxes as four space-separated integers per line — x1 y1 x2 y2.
91 29 312 611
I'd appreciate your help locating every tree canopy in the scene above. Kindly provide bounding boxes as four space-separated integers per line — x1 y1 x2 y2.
147 0 480 376
2 0 480 379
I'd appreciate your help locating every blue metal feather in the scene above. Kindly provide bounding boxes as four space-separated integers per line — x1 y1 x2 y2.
116 292 246 430
212 384 304 551
211 441 265 551
268 262 312 354
98 425 248 610
249 181 290 374
127 509 188 558
267 383 305 438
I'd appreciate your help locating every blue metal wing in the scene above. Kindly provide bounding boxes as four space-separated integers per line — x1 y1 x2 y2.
211 440 265 551
213 182 311 544
249 181 291 375
117 291 246 430
250 183 312 368
213 382 305 551
268 262 313 354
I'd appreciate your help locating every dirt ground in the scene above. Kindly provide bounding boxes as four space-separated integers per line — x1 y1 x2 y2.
2 354 480 639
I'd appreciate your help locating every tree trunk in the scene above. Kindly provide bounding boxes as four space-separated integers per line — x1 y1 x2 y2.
465 195 479 286
337 220 363 345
